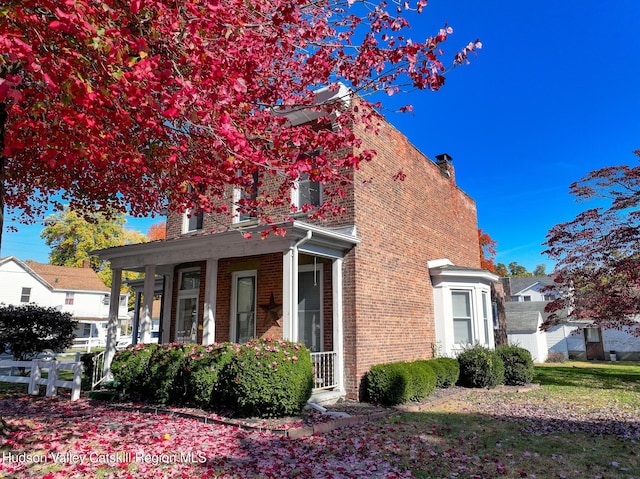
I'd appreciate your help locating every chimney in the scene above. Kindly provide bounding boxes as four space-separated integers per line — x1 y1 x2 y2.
435 153 455 182
82 259 90 269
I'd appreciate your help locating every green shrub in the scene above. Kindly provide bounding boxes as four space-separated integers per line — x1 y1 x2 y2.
496 345 535 386
111 344 158 398
143 344 190 404
416 359 446 388
0 304 77 360
408 362 437 400
219 339 313 418
457 345 505 388
433 357 460 388
184 343 236 409
366 362 412 405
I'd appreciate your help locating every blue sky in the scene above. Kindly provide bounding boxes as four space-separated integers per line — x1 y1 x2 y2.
3 0 640 272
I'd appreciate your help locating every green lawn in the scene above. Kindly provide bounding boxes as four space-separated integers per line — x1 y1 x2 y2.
331 361 640 479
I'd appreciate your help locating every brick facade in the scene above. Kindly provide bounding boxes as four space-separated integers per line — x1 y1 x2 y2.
160 110 480 399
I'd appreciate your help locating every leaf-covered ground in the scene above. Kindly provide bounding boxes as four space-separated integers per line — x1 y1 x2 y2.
1 362 639 478
0 396 410 478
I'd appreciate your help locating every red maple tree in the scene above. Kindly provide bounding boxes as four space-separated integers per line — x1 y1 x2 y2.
0 0 481 249
478 228 497 273
544 150 640 334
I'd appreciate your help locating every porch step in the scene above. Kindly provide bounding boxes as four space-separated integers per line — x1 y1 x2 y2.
309 389 345 406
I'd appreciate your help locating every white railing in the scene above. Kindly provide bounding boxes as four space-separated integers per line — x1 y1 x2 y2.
311 351 337 390
0 359 83 401
91 351 107 390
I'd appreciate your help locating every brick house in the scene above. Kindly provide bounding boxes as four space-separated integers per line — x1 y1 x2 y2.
95 90 497 400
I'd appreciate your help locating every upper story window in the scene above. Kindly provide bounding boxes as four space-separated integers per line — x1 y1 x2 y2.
65 292 75 305
543 294 556 301
522 295 532 302
184 210 204 233
294 173 322 211
20 287 31 303
234 172 259 223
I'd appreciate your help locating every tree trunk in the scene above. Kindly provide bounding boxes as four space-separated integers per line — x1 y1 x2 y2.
491 281 508 346
0 101 6 255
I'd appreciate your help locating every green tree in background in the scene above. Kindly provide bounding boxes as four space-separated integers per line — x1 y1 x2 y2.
40 208 147 300
533 264 547 276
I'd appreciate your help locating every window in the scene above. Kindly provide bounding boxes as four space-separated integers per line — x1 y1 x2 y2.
231 271 257 343
452 291 473 344
298 265 323 352
175 269 201 344
482 291 490 344
523 295 532 302
234 172 259 222
20 287 31 303
65 292 75 305
294 173 322 211
184 210 204 232
543 294 556 301
119 295 127 307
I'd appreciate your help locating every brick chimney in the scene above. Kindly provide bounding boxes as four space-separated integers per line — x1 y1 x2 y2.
435 153 455 183
82 259 90 268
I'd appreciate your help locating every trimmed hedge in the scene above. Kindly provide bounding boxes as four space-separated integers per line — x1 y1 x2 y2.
433 357 460 387
219 339 313 418
496 345 534 386
457 345 505 388
111 339 313 418
366 360 437 406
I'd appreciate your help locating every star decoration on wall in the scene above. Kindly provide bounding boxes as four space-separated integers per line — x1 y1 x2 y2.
259 292 282 326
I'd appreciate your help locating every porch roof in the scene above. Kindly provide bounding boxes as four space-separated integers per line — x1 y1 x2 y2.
92 221 359 274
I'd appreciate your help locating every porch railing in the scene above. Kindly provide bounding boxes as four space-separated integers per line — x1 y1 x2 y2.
310 351 337 390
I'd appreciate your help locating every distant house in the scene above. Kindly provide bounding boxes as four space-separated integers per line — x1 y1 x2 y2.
503 276 557 302
504 301 551 362
503 276 640 361
0 257 129 350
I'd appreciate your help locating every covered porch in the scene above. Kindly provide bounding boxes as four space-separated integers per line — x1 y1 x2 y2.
93 221 358 399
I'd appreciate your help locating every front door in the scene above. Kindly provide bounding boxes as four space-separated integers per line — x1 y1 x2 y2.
298 266 322 352
584 327 605 360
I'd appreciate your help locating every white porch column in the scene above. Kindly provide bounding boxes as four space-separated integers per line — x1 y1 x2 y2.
332 258 345 394
202 259 218 344
161 274 174 344
282 249 294 341
103 267 122 378
140 264 155 343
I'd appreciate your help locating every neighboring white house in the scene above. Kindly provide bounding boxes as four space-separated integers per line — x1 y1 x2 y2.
503 276 640 361
504 302 550 362
505 276 557 302
0 256 130 350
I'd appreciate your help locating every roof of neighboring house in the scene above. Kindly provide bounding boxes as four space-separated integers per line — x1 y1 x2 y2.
24 260 110 293
505 301 550 333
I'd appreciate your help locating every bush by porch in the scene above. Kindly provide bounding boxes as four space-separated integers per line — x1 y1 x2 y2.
111 338 313 418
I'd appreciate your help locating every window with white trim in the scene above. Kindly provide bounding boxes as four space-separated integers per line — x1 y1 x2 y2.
233 172 259 223
482 291 490 344
294 173 322 211
231 271 257 343
184 210 204 233
298 264 323 352
20 287 31 303
175 268 200 344
65 292 75 305
452 290 473 345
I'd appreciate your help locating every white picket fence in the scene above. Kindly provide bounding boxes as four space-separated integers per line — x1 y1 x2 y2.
0 359 83 401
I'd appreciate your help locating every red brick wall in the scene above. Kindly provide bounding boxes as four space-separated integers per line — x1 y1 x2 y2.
215 253 284 342
343 118 480 398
